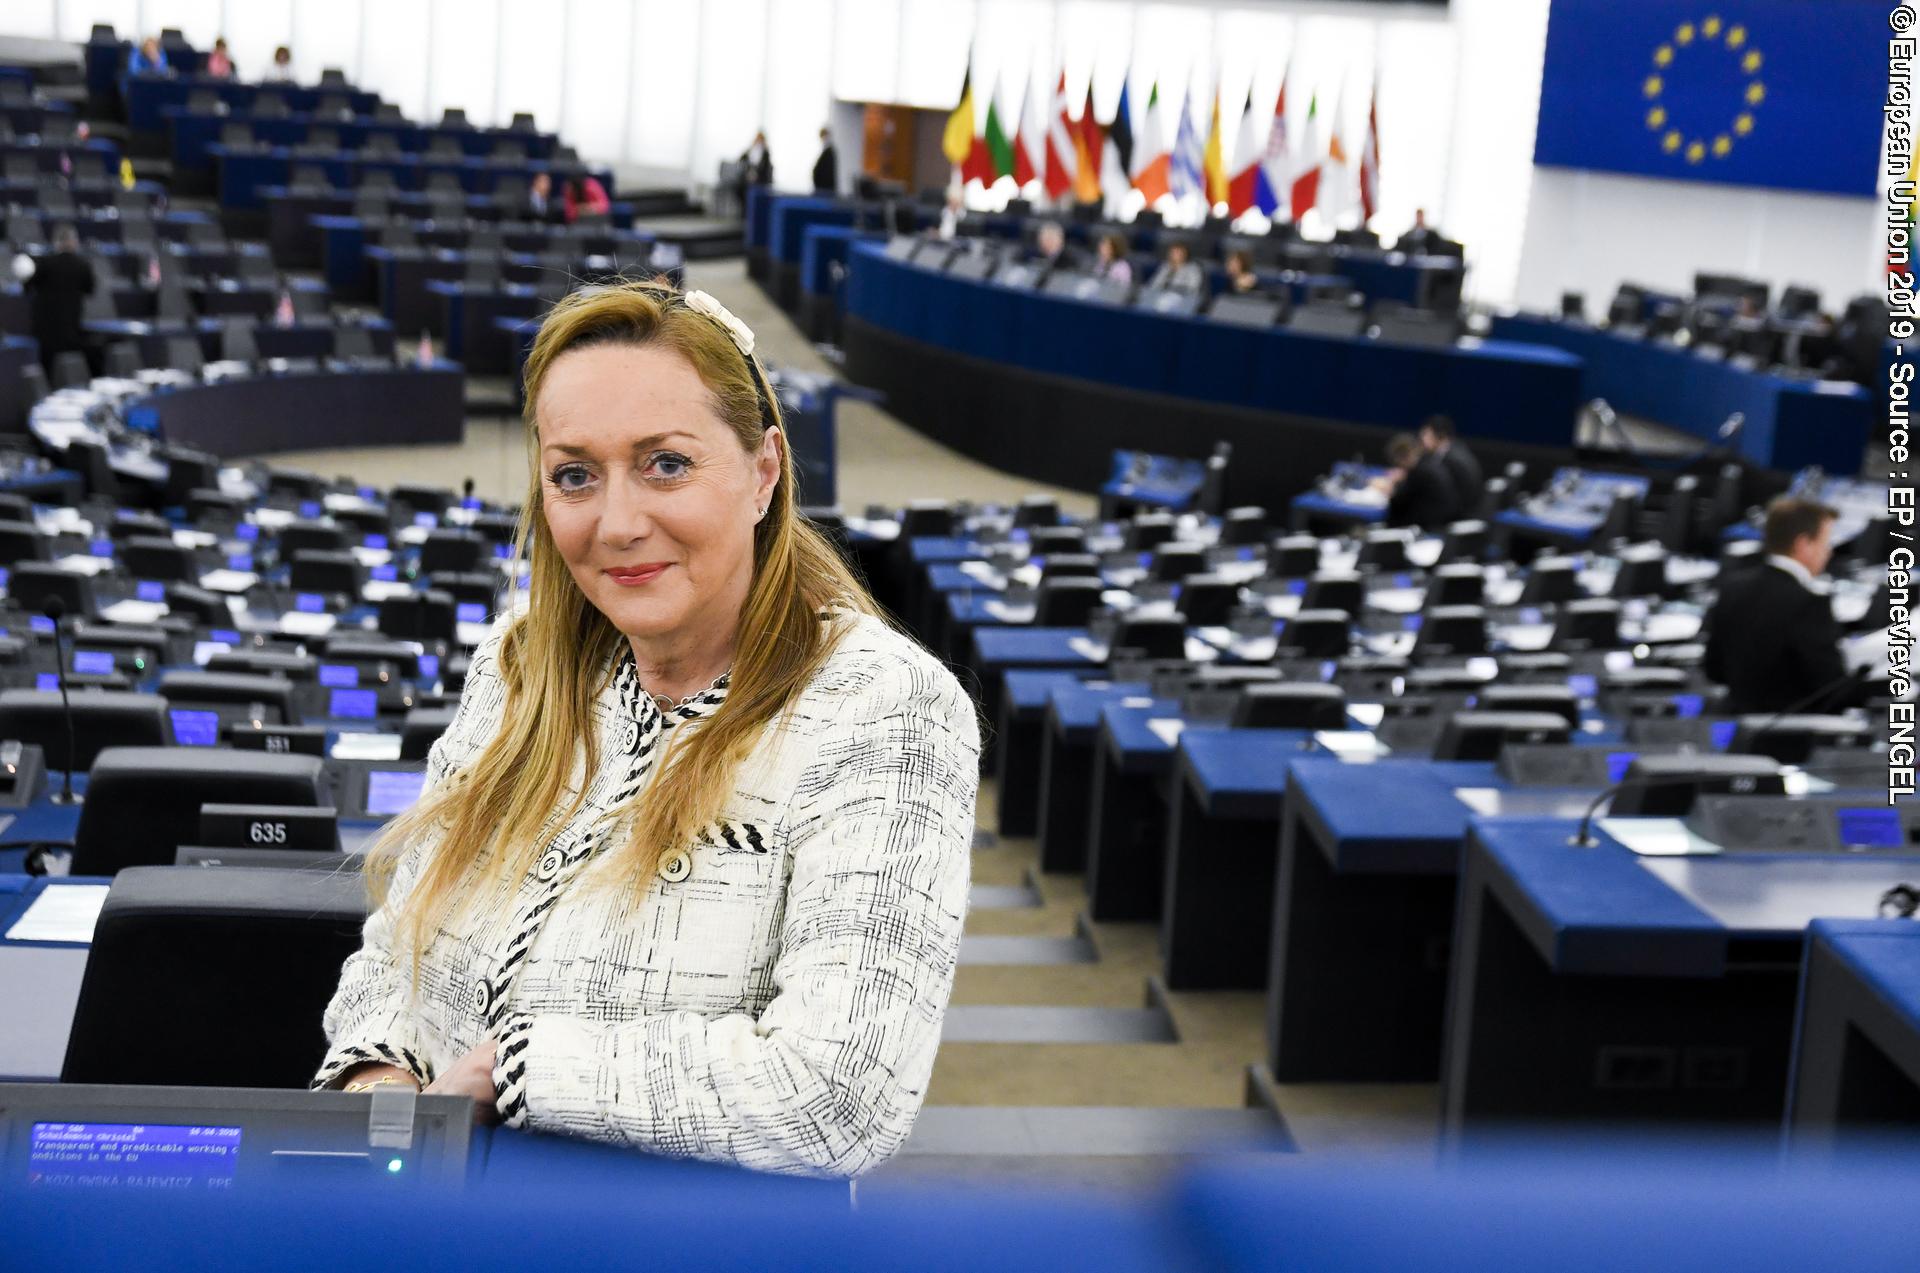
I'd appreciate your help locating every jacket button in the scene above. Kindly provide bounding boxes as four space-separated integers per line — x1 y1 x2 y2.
536 847 563 881
470 982 489 1014
657 850 692 884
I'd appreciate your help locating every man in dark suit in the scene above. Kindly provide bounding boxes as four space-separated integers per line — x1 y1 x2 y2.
20 223 96 376
1379 432 1459 531
1420 414 1483 516
1030 221 1087 284
1704 496 1862 714
811 127 837 194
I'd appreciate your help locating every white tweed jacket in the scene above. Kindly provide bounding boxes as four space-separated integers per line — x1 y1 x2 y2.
312 609 979 1177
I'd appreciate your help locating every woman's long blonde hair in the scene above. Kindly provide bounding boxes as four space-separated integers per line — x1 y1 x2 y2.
367 278 881 961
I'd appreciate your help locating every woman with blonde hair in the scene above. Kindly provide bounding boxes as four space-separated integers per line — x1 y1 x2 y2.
313 278 979 1177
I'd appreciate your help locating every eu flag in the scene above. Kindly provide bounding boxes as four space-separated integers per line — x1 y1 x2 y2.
1534 0 1886 196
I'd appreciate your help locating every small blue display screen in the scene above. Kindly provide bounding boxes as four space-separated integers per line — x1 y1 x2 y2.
1710 720 1738 749
363 534 389 551
366 769 426 816
136 580 166 603
29 1123 241 1189
456 602 487 624
1568 675 1597 698
329 688 378 719
227 553 253 572
1672 693 1705 720
299 501 322 518
318 664 359 688
371 564 398 582
417 654 440 682
34 672 57 691
169 709 220 747
235 523 260 542
28 615 52 635
294 593 325 614
211 629 241 645
1837 807 1905 849
1605 752 1637 784
71 650 114 676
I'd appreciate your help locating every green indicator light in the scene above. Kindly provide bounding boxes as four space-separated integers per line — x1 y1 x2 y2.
387 1158 403 1173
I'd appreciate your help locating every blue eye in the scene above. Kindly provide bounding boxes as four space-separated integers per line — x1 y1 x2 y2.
647 452 693 481
548 463 594 493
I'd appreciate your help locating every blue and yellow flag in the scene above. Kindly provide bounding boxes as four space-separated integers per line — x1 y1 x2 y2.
1534 0 1884 196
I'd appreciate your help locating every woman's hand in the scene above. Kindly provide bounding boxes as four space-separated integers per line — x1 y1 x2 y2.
423 1040 502 1125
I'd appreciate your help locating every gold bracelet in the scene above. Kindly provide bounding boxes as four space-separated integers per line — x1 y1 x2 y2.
343 1075 414 1094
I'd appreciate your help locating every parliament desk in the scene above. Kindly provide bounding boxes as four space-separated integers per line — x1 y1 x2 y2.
845 244 1586 510
993 668 1108 837
165 109 559 180
129 364 464 458
1789 919 1920 1152
1289 487 1387 534
767 198 856 312
215 146 613 213
800 224 884 342
122 74 380 136
0 872 99 1083
1488 313 1873 474
1273 757 1574 1083
0 138 117 179
1084 695 1187 920
366 246 543 336
1162 728 1326 990
1443 819 1920 1142
266 188 514 267
428 281 542 373
84 317 397 367
1036 680 1153 873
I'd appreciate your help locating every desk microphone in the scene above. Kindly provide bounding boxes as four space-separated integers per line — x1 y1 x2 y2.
1567 757 1894 849
42 596 77 805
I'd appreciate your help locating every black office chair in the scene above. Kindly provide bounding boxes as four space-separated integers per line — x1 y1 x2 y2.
187 488 243 527
1356 530 1413 571
102 340 141 379
1610 545 1669 600
1176 574 1241 627
1414 605 1488 657
1039 553 1100 580
1551 598 1622 651
1475 684 1582 728
1028 526 1087 555
1268 535 1319 577
1427 563 1485 607
159 670 298 727
1150 545 1207 583
1277 609 1351 658
118 535 197 583
1123 513 1177 552
0 690 171 773
219 319 260 363
898 499 956 538
1111 615 1186 660
1033 576 1105 627
72 747 327 876
1218 507 1269 546
1518 556 1582 605
378 589 458 643
276 519 347 553
1013 496 1060 528
1431 711 1571 761
400 706 459 760
164 583 229 625
8 562 95 617
1302 572 1363 615
288 549 365 597
49 350 89 389
0 519 50 566
420 529 486 574
61 866 365 1087
1232 683 1348 730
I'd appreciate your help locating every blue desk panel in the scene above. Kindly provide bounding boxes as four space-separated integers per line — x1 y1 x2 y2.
1489 313 1872 474
847 244 1585 448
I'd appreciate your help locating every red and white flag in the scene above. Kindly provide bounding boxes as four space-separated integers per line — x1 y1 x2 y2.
1044 72 1074 201
1014 73 1045 188
1225 91 1264 219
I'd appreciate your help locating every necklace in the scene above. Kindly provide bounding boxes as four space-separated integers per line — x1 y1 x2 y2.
646 669 732 715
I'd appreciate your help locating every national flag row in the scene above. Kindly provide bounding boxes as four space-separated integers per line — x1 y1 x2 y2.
943 61 1382 224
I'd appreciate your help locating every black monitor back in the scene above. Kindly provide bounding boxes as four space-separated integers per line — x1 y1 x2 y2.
0 689 171 772
72 747 327 876
61 865 365 1087
1610 754 1786 817
1432 711 1572 761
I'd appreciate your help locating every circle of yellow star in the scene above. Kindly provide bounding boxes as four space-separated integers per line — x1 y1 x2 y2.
1727 25 1746 48
1676 22 1695 44
1734 112 1754 135
1742 50 1762 73
1703 15 1722 37
1746 82 1766 105
1647 106 1668 128
1712 134 1732 157
1645 74 1665 97
1654 44 1674 67
1664 131 1683 153
1686 140 1706 163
